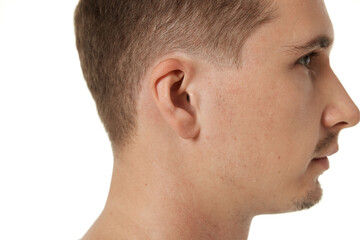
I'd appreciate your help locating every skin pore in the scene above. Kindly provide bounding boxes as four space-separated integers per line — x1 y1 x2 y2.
82 0 359 239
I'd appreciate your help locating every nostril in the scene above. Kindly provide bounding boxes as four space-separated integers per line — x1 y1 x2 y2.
334 121 350 132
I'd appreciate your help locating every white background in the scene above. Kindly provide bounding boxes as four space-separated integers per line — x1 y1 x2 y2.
0 1 359 239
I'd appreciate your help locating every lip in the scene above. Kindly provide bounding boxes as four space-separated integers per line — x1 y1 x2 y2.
311 157 330 170
310 145 338 170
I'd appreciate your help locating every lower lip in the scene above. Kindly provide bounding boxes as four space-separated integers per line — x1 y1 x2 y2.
312 157 330 170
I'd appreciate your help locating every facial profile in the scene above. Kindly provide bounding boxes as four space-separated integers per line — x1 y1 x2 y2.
74 0 360 239
186 0 359 216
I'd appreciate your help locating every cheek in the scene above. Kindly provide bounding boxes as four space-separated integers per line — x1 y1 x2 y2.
203 71 320 187
247 81 318 175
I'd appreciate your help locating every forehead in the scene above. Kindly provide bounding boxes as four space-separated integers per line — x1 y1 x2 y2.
272 0 334 44
239 0 334 68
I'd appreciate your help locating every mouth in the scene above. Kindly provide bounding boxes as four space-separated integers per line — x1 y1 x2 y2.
311 145 339 170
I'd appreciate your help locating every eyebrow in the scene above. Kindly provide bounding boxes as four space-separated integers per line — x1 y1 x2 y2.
283 35 334 54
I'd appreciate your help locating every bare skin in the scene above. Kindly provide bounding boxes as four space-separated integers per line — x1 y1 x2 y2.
82 0 359 239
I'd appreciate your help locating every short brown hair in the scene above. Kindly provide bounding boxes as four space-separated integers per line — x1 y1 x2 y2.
74 0 275 148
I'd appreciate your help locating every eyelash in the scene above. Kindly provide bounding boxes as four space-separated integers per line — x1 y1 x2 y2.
297 51 319 69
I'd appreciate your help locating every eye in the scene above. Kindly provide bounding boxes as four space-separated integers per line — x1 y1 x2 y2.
297 51 318 69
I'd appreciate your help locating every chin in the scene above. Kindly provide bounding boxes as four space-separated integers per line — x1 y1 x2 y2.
292 180 323 211
257 180 324 215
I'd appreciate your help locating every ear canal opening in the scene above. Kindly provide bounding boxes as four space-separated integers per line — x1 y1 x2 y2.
186 94 190 102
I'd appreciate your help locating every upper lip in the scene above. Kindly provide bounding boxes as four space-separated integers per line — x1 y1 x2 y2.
313 144 339 159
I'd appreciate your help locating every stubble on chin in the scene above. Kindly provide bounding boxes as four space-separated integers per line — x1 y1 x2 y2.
293 181 323 211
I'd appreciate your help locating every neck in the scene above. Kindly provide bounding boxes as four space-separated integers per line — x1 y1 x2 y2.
82 145 253 240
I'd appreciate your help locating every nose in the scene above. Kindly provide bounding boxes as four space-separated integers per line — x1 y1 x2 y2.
322 70 360 132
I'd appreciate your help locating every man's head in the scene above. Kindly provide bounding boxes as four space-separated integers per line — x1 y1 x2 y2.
75 0 359 218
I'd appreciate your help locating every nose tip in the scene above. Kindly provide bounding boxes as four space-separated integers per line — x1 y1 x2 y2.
336 98 360 130
322 87 360 131
343 91 360 128
336 99 359 130
351 104 360 127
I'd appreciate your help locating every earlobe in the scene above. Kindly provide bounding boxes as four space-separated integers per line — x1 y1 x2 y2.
151 58 200 139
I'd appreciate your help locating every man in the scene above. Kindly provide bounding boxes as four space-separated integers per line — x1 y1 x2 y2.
74 0 359 239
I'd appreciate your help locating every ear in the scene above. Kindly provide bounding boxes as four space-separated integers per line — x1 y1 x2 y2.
151 58 200 139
